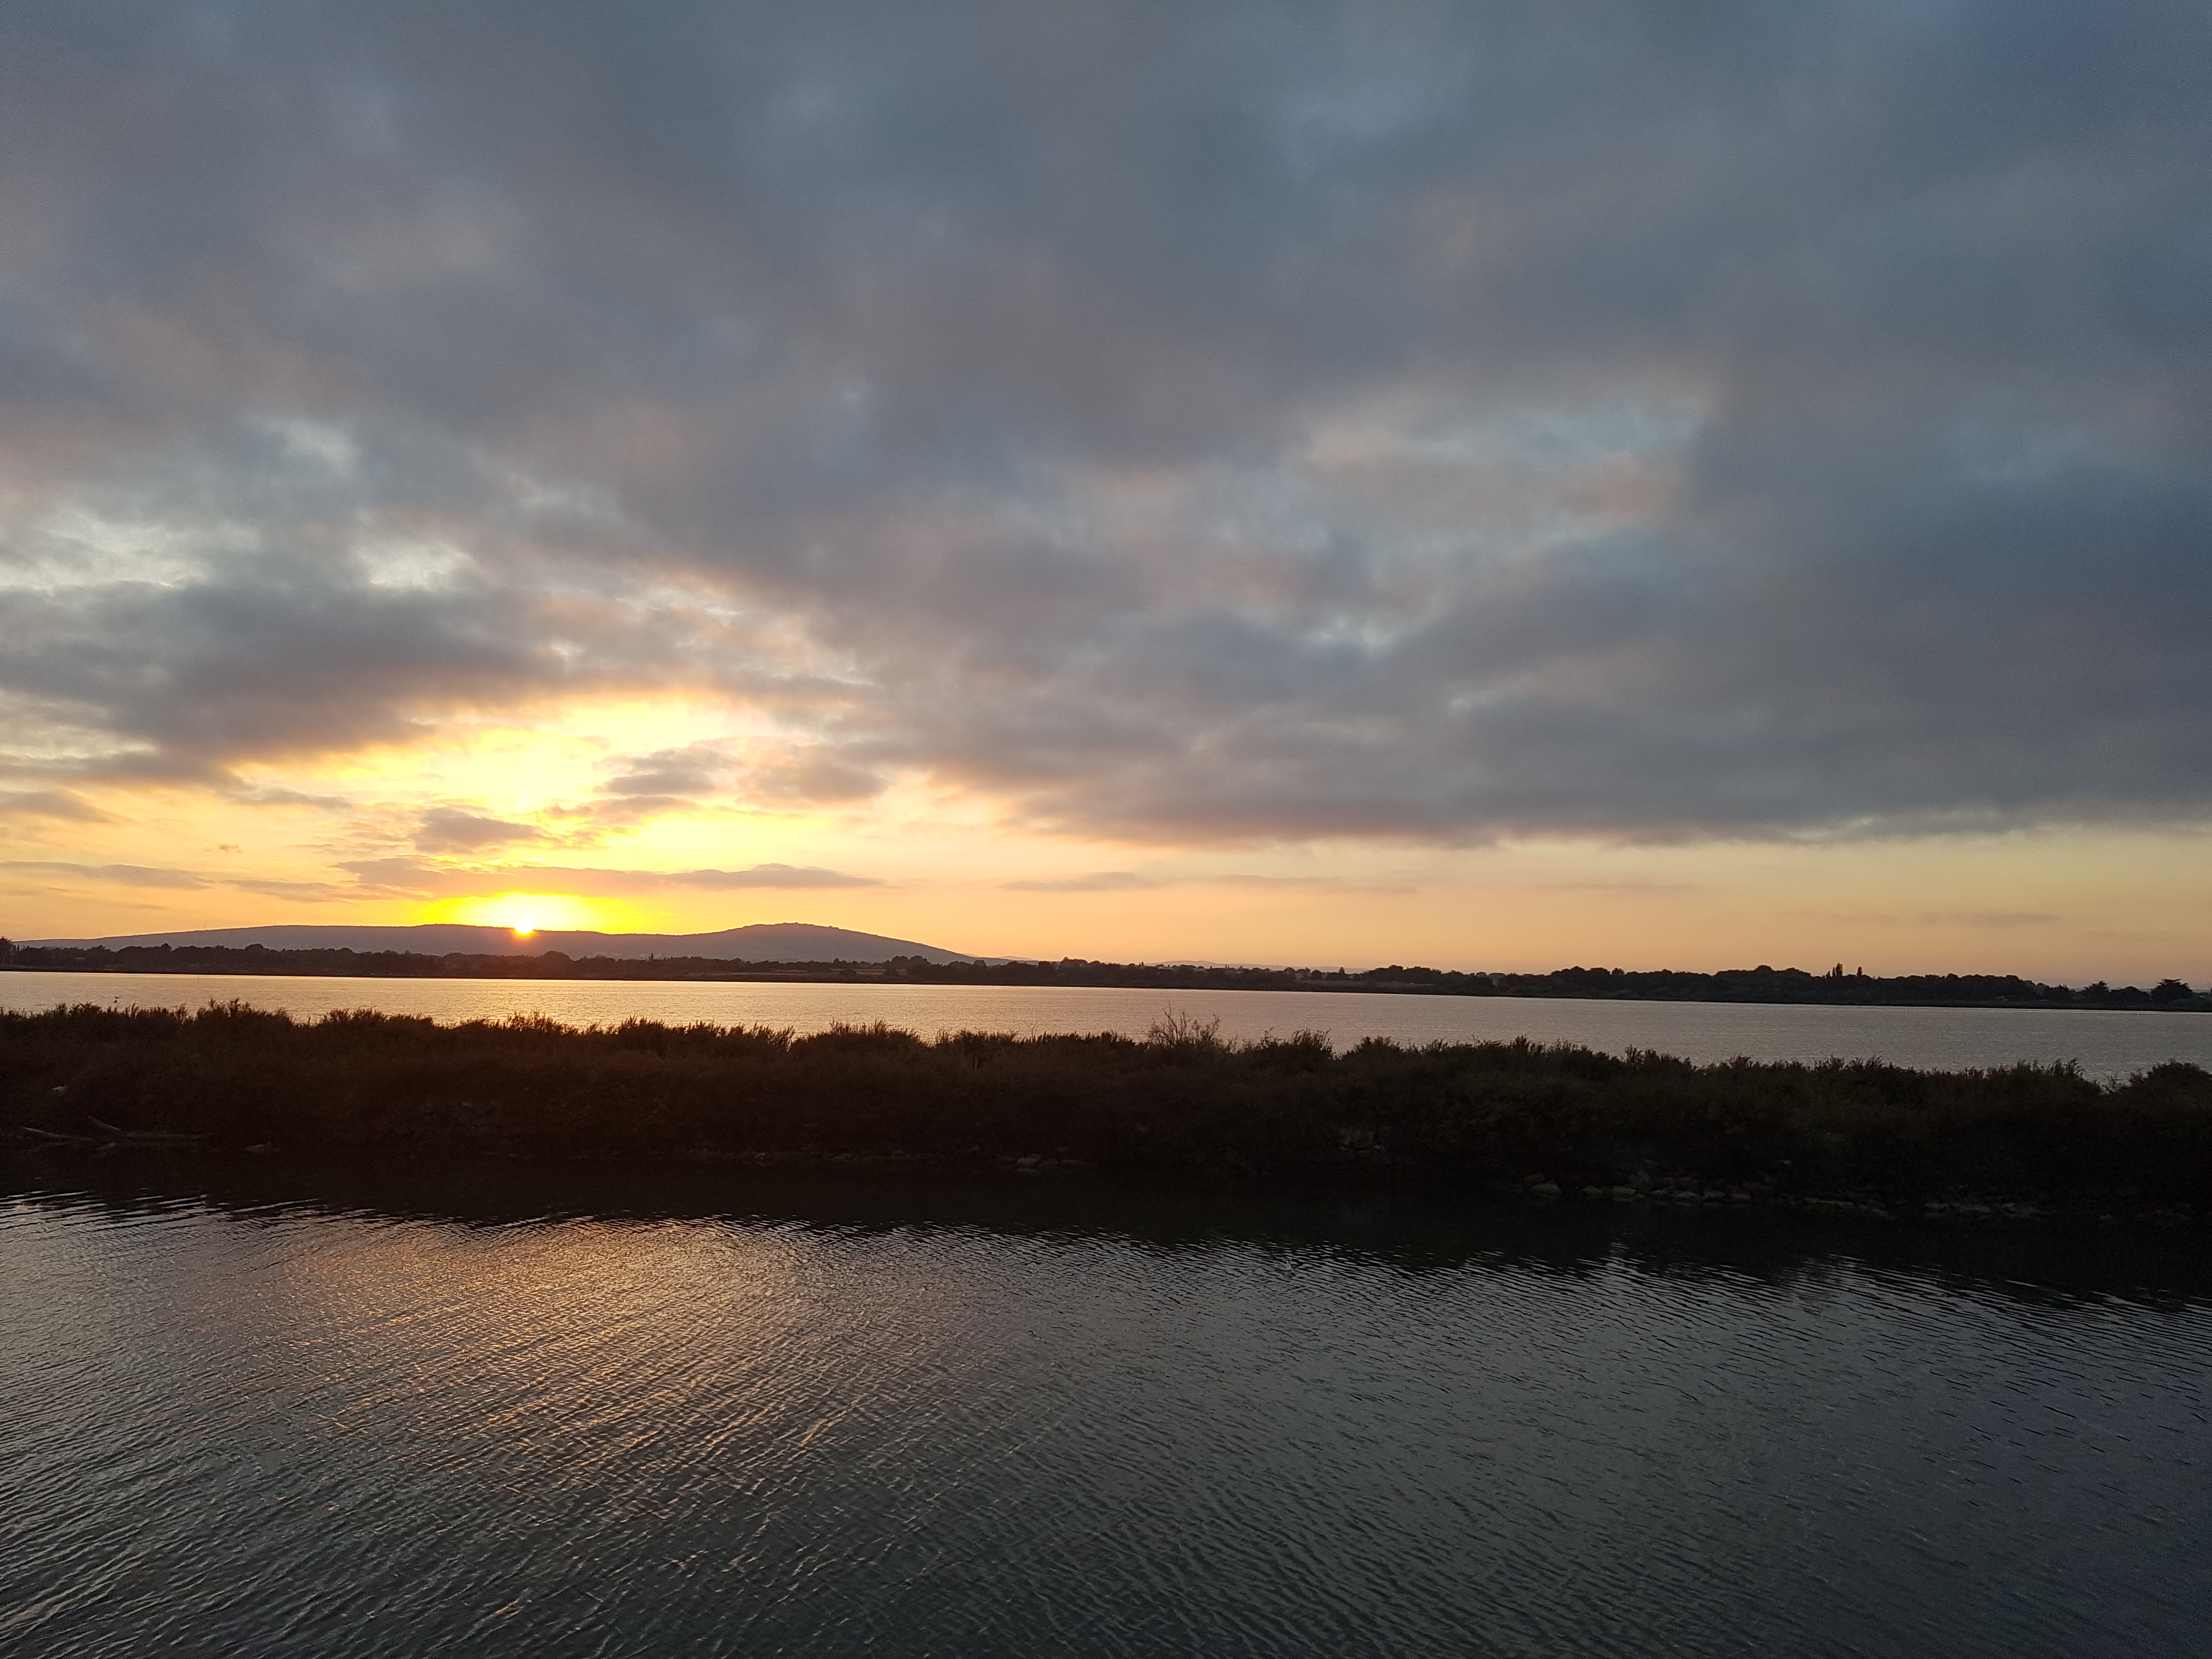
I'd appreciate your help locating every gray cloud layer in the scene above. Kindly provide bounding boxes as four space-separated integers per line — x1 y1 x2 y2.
1 1 2207 840
340 859 882 896
1 857 881 903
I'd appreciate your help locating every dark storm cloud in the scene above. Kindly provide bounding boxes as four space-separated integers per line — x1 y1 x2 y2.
0 1 2207 840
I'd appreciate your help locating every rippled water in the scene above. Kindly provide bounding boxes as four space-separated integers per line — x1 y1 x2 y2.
6 969 2212 1075
3 1159 2207 1658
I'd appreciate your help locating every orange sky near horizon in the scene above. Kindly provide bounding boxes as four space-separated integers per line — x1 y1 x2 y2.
4 744 2207 983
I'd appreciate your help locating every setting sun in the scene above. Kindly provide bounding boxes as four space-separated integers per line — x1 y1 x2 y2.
443 893 606 937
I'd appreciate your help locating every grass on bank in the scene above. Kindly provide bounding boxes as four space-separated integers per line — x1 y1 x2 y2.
5 1001 2210 1206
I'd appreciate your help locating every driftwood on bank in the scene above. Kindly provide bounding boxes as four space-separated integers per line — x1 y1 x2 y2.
86 1115 211 1144
15 1118 211 1149
19 1124 99 1146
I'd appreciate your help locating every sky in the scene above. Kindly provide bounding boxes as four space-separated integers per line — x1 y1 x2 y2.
1 1 2208 979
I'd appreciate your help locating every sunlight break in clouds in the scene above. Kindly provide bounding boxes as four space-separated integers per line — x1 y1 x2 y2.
0 2 2208 979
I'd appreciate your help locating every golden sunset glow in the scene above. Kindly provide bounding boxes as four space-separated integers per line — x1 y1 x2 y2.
4 759 2211 978
441 894 614 938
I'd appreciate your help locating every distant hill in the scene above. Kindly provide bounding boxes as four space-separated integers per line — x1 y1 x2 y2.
20 921 985 965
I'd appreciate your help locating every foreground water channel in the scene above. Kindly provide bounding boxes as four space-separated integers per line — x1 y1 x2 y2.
3 1156 2207 1658
6 970 2212 1076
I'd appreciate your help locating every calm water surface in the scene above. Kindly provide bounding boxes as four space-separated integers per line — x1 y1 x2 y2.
2 1158 2207 1658
5 970 2211 1075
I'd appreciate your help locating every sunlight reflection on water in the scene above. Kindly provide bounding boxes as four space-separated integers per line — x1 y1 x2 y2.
3 1164 2208 1658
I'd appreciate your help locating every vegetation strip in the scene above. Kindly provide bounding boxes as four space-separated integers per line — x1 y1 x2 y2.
7 1001 2209 1228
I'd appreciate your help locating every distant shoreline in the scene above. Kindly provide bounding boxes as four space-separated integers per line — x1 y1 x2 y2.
2 946 2207 1014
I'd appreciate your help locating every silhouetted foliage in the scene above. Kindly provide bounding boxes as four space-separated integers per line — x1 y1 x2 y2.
5 1001 2209 1207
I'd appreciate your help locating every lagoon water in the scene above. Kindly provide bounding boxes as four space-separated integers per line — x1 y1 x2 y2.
5 969 2212 1077
3 1160 2208 1658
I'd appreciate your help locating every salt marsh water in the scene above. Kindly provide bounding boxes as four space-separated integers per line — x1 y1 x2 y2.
4 969 2210 1076
2 1160 2207 1658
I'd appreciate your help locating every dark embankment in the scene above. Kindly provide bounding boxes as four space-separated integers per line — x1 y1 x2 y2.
7 1002 2211 1217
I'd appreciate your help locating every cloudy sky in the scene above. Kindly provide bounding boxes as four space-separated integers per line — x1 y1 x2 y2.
2 1 2208 976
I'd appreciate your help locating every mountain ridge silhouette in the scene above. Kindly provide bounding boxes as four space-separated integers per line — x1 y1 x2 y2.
20 921 985 964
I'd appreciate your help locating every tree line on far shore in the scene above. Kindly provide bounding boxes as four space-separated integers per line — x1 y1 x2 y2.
1 939 2205 1012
